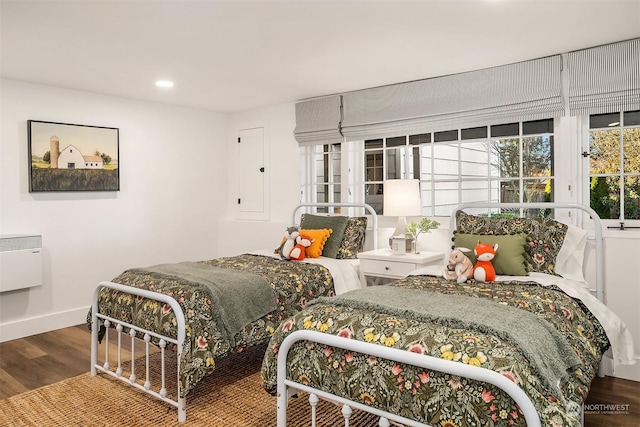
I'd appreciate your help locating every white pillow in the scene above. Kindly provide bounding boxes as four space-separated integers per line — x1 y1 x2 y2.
555 225 588 284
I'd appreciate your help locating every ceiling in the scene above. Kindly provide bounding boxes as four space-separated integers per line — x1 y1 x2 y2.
2 0 639 114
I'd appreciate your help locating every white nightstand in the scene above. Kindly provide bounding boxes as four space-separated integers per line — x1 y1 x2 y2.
358 248 444 286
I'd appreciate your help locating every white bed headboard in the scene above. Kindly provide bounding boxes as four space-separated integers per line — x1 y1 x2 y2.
452 202 604 303
292 203 378 251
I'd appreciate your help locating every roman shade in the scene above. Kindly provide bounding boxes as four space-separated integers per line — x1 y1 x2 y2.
294 95 343 146
567 38 640 117
341 55 564 141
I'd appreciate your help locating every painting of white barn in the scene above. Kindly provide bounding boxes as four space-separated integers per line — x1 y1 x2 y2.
28 120 119 192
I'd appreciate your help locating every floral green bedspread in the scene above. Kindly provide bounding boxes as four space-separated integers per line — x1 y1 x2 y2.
261 275 610 427
89 254 335 398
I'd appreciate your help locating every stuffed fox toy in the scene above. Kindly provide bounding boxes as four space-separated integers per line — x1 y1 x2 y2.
472 242 498 282
288 233 314 261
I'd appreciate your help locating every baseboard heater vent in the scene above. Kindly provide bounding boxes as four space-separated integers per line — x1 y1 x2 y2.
0 234 43 292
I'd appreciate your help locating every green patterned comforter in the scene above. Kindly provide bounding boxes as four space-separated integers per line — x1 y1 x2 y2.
262 275 610 427
90 254 335 398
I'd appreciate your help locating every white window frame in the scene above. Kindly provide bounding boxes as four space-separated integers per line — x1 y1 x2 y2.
580 111 640 229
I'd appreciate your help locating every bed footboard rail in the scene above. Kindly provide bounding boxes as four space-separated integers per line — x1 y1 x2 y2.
276 330 542 427
91 280 187 422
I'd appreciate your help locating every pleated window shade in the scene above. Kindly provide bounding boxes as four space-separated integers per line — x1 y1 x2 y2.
294 95 343 146
567 38 640 117
340 55 564 141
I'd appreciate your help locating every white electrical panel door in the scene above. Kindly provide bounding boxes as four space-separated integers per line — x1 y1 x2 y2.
237 127 265 215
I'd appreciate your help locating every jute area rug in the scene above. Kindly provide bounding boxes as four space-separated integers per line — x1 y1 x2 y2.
0 344 382 427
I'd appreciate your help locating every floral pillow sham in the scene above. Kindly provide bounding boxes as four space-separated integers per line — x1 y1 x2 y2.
455 210 568 276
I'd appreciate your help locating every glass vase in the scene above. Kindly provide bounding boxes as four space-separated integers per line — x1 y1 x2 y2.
411 238 420 254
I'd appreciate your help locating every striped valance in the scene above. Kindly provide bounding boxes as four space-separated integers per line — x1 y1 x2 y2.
567 38 640 116
293 38 640 145
293 95 343 146
341 55 563 141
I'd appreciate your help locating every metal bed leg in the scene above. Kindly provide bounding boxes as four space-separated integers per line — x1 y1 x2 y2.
309 393 319 427
178 396 186 422
144 334 151 390
159 339 167 397
341 404 352 426
116 323 123 377
103 320 111 370
129 329 137 383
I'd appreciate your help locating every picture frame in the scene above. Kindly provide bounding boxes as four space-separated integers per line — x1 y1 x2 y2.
28 120 119 192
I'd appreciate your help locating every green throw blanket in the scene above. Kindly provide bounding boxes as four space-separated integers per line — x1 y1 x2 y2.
313 285 583 399
130 261 277 341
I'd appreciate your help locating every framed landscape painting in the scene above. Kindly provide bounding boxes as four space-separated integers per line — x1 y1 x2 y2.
28 120 119 192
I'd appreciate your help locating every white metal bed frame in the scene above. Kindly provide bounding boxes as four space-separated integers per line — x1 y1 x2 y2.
90 202 378 423
276 202 605 427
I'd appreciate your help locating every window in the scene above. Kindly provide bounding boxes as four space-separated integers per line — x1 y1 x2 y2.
364 137 407 214
360 119 554 216
587 110 640 222
303 119 555 217
301 143 342 213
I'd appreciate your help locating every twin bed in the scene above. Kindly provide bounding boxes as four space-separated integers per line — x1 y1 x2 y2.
90 202 635 426
262 203 635 427
89 202 377 422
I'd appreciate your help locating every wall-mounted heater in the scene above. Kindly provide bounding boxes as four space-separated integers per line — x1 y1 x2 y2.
0 235 43 293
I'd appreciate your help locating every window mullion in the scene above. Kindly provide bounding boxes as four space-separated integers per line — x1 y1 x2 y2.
403 135 410 179
487 137 493 203
327 149 334 205
618 122 625 221
519 131 524 203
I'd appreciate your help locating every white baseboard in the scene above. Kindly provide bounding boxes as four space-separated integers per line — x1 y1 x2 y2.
0 306 89 343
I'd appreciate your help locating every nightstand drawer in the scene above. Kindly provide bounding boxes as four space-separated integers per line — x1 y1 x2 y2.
361 259 417 278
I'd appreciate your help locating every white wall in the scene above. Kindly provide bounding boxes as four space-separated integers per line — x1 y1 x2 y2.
218 102 301 256
0 79 227 341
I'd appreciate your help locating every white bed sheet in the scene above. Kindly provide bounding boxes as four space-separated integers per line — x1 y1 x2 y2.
411 265 636 371
249 249 362 295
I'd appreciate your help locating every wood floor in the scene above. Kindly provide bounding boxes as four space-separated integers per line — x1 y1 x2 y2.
0 325 639 426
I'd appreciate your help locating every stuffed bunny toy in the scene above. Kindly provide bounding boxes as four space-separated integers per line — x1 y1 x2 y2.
443 247 474 283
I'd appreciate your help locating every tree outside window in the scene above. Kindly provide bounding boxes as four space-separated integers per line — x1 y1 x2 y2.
589 111 640 221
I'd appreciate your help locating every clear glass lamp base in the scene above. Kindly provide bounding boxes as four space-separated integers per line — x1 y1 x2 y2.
387 216 415 252
388 236 415 252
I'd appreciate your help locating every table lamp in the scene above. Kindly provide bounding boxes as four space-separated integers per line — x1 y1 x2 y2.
383 179 421 252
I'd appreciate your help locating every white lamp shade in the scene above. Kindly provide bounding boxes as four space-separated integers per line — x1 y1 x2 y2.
383 179 421 216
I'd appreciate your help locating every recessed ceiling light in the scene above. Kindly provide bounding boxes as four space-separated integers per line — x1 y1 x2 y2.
155 80 174 88
608 121 620 126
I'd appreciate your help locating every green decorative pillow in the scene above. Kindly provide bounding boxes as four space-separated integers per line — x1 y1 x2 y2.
336 217 368 259
455 210 568 276
300 214 349 258
452 232 529 276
